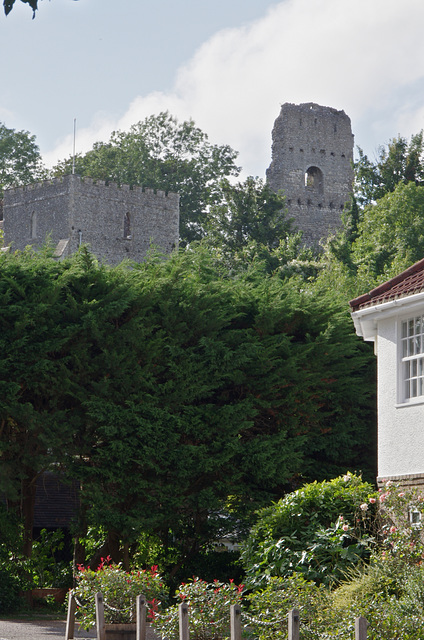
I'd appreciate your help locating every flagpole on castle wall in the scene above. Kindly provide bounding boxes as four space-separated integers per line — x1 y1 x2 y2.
72 118 76 175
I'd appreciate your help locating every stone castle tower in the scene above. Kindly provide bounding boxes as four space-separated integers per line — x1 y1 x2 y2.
2 174 179 265
266 102 354 246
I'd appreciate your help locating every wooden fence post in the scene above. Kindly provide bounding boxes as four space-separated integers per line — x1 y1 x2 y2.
136 594 147 640
355 616 368 640
230 604 242 640
288 608 300 640
179 602 189 640
96 592 106 640
65 592 76 640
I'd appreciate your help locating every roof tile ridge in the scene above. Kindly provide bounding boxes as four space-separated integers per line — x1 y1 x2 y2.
349 257 424 310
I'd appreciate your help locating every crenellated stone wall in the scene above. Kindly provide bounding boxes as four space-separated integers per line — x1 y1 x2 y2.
3 174 179 265
266 102 354 246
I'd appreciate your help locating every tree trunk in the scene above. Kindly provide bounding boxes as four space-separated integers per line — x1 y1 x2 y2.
21 474 37 558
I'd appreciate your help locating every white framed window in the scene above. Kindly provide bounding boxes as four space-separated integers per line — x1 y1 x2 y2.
401 316 424 400
409 507 422 528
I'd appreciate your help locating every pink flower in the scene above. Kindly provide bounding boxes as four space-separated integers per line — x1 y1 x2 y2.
398 492 405 497
369 497 376 504
390 526 396 533
342 524 349 531
379 494 387 502
360 503 368 511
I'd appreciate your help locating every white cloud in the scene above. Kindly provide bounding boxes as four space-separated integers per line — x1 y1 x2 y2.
44 0 424 177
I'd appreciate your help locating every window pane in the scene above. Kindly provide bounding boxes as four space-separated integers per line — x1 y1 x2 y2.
409 319 415 335
412 359 418 377
412 379 418 397
403 339 408 357
402 321 408 338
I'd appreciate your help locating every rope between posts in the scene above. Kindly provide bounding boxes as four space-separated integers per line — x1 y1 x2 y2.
241 611 286 627
71 591 134 614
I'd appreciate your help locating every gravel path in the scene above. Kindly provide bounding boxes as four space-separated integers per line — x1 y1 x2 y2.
0 619 96 639
0 620 160 640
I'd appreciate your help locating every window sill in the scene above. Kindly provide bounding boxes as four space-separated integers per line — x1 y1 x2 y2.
396 397 424 408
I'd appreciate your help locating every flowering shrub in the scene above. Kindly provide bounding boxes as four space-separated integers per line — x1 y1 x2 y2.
71 558 165 630
241 473 378 588
151 578 244 640
377 480 424 564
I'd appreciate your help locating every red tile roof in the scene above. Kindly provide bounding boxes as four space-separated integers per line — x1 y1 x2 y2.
350 257 424 312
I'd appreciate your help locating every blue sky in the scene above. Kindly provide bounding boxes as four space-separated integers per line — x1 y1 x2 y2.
2 0 424 178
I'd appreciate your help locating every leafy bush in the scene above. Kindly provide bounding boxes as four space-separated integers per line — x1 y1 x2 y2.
151 578 243 640
0 564 23 614
30 528 73 588
377 479 424 563
241 473 377 587
72 558 165 630
246 574 329 640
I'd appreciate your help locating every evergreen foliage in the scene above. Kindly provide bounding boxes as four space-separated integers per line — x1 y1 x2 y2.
0 245 376 576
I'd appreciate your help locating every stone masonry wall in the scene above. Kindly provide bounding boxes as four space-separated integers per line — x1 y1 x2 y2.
266 102 354 246
3 174 179 265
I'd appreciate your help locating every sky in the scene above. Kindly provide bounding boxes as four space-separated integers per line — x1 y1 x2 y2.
2 0 424 179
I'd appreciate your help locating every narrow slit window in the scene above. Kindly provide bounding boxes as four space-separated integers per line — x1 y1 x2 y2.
30 211 37 238
124 212 131 239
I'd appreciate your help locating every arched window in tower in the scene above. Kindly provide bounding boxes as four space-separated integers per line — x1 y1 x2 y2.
30 211 37 238
124 212 131 239
304 166 324 195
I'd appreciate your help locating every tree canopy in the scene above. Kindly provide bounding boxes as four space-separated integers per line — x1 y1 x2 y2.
3 0 37 16
3 0 78 17
53 112 240 245
355 131 424 207
0 123 46 195
323 131 424 294
204 176 292 256
0 245 376 575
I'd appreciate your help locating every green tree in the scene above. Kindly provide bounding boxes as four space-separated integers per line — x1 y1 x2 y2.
0 245 376 579
3 0 37 16
0 123 45 195
0 246 141 558
350 181 424 286
320 132 424 293
53 112 240 245
66 247 375 575
4 0 78 17
355 131 424 207
205 177 292 254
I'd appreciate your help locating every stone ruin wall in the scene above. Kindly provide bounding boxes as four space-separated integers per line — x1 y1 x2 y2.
266 102 354 246
3 174 179 265
2 104 353 257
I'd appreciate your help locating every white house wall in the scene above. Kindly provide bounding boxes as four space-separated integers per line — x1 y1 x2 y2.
377 314 424 478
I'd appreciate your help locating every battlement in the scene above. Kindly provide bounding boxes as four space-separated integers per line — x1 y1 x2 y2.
5 174 179 205
3 174 179 265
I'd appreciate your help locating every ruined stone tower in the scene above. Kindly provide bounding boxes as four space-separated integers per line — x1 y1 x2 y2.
2 174 179 265
266 102 354 246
